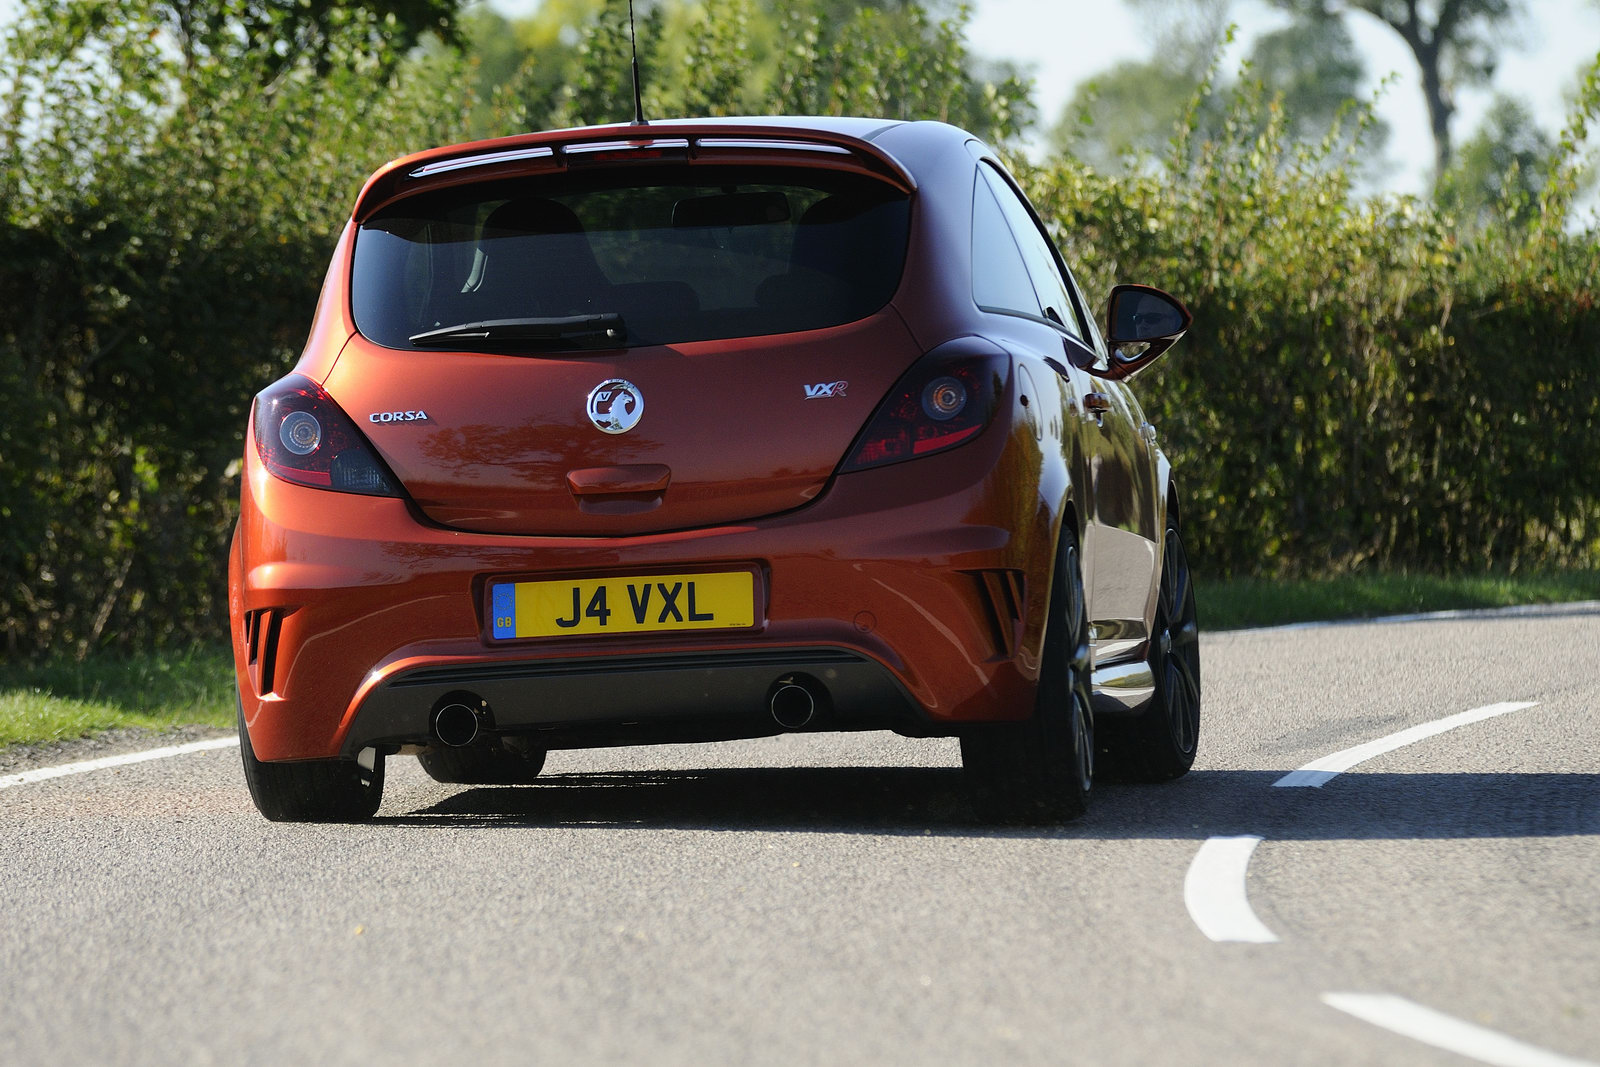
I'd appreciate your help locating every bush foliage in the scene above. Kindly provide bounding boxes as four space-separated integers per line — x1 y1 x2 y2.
0 0 474 657
1019 68 1600 576
1 1 1596 659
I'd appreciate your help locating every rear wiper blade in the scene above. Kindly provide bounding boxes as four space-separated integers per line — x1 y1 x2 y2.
409 313 626 349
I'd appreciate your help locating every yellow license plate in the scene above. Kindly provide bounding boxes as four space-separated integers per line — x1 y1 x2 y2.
489 571 755 639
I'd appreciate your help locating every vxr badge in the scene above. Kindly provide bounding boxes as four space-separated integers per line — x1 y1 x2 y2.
804 380 848 399
587 379 644 434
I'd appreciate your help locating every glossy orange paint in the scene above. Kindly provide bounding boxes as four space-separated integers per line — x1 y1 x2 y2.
230 118 1175 769
325 312 926 536
230 370 1054 760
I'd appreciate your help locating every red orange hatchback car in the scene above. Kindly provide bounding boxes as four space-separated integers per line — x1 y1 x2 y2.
230 116 1201 823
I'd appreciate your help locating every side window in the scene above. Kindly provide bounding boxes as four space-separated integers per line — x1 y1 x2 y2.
971 172 1044 318
979 164 1082 340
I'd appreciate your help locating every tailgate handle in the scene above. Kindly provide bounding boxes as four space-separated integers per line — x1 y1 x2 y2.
567 465 672 496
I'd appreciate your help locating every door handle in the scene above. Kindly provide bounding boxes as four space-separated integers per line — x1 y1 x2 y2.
1084 392 1112 419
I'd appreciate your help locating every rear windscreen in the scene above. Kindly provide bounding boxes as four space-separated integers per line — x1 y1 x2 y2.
351 166 912 350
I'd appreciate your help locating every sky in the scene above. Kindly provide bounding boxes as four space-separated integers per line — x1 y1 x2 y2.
2 0 1596 195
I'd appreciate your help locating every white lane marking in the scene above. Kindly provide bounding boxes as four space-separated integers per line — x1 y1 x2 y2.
1184 835 1279 943
0 737 239 791
1274 701 1540 788
1323 993 1599 1067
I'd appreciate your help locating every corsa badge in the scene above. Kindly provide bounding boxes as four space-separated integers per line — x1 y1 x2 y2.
587 379 643 434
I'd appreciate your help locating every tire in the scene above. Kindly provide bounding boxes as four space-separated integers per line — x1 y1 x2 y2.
1099 522 1202 782
237 696 384 822
417 742 547 785
961 530 1094 824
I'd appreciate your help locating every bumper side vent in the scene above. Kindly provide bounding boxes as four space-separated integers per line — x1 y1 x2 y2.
969 569 1025 660
244 608 287 696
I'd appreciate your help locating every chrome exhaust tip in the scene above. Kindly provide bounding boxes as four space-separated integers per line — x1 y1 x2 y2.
769 682 817 730
432 700 482 748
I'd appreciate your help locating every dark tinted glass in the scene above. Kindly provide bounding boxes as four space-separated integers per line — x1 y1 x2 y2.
971 176 1041 317
351 167 911 350
979 164 1081 338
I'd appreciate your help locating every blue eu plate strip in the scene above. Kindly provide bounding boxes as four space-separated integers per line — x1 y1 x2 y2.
491 583 516 640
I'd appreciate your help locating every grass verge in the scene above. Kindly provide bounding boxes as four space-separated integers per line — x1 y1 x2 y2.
0 646 234 749
1198 570 1600 632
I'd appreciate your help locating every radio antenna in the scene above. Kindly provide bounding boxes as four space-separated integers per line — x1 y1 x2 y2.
627 0 648 125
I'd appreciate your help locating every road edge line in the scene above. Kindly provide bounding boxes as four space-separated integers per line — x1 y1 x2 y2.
0 736 240 791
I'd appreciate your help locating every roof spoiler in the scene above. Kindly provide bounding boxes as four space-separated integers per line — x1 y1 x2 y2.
352 124 917 222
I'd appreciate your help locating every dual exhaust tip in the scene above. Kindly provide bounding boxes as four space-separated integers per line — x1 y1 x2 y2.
430 677 829 746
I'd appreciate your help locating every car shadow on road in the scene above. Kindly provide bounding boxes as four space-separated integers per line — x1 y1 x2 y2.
372 765 1599 840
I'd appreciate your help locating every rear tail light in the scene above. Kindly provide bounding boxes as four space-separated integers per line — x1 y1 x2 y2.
253 375 401 496
840 342 1009 473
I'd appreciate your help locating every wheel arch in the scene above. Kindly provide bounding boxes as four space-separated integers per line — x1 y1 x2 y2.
1146 450 1180 637
1033 477 1084 658
1012 414 1084 684
1157 447 1178 533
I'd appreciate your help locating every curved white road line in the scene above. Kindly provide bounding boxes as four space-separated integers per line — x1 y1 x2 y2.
1184 835 1279 943
1274 701 1540 788
0 736 239 791
1323 993 1599 1067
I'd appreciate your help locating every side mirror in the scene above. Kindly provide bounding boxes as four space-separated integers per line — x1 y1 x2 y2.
1099 284 1193 380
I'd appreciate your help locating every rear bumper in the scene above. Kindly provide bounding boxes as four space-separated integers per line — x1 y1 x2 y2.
231 416 1057 762
341 647 923 755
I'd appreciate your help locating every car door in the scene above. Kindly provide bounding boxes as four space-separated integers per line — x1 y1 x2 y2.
976 163 1160 657
1064 270 1164 659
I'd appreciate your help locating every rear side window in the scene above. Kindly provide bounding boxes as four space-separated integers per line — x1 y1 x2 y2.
971 175 1042 319
978 164 1082 339
351 166 911 350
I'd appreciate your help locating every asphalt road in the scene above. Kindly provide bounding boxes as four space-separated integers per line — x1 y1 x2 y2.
3 607 1597 1066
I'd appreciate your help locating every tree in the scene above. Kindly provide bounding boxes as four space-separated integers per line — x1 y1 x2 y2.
1051 0 1229 167
1267 0 1522 179
1436 93 1553 227
79 0 463 80
1248 8 1388 149
482 0 1034 144
769 0 1033 139
552 0 667 126
1054 60 1206 169
1054 2 1387 172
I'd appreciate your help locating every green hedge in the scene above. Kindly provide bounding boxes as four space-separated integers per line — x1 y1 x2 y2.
0 6 474 658
1018 75 1600 577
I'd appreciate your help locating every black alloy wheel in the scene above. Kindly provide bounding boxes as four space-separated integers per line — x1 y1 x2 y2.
1100 522 1201 781
962 530 1094 823
238 694 384 822
418 741 548 785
